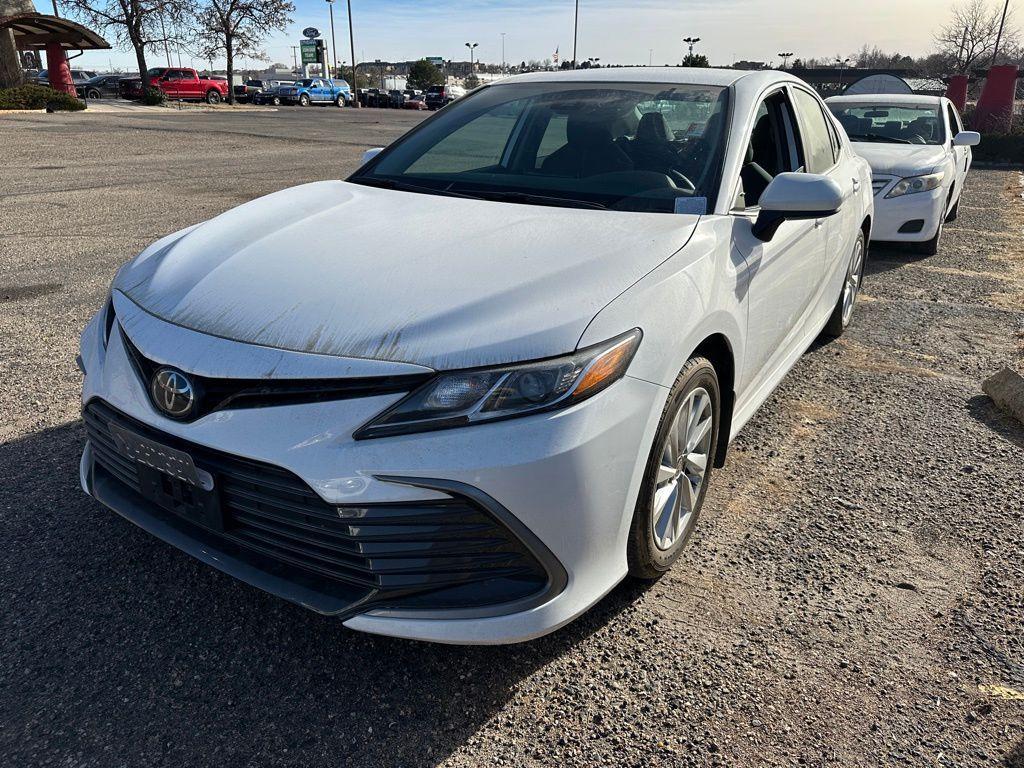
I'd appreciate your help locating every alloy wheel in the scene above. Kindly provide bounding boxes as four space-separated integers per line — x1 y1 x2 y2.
651 387 713 551
841 236 865 326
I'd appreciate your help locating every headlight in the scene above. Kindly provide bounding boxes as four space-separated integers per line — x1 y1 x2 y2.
354 329 642 439
885 171 945 198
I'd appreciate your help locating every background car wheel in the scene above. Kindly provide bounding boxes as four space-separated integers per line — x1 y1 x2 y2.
205 90 221 104
86 89 101 99
628 357 720 580
298 94 310 106
335 95 346 107
272 96 281 106
823 230 866 338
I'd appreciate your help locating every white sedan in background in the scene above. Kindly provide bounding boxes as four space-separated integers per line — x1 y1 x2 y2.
827 94 979 254
79 68 873 644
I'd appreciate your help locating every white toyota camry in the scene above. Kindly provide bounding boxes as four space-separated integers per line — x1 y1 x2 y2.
79 68 873 644
827 94 979 254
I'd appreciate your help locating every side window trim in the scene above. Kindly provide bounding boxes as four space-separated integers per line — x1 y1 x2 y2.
732 87 801 212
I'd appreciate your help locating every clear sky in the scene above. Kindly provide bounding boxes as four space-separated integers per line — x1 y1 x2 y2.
66 0 957 73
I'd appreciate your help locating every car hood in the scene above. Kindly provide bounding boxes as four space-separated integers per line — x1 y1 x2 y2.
849 142 947 177
116 181 700 371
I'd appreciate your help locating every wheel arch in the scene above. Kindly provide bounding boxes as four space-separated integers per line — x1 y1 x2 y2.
690 333 736 468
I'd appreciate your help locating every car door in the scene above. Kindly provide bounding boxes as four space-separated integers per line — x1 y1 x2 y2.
946 101 971 185
731 88 828 392
790 85 859 296
160 69 181 98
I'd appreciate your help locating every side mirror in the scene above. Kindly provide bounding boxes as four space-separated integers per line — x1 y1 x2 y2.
752 172 844 242
361 147 384 165
953 130 981 147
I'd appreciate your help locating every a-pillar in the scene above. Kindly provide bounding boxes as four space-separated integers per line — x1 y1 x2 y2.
45 42 76 95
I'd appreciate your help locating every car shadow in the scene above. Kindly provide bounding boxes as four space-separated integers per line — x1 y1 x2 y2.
0 420 651 767
966 393 1024 451
864 242 931 276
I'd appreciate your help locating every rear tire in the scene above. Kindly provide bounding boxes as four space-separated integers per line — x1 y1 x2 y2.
823 230 866 338
272 96 281 106
628 357 721 580
86 88 101 99
335 94 345 107
205 89 221 104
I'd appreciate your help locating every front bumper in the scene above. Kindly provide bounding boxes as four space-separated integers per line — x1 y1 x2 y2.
78 303 665 644
868 180 947 242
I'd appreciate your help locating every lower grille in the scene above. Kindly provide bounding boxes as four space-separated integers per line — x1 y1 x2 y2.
84 399 552 612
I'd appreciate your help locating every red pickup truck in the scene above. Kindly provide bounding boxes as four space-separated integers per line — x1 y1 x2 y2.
147 67 230 104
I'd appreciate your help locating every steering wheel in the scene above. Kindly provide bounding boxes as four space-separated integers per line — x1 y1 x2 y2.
906 133 927 145
668 169 695 191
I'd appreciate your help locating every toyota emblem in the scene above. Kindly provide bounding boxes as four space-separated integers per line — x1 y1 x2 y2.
150 368 196 419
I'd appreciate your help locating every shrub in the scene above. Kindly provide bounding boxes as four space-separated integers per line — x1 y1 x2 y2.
0 84 86 111
973 133 1024 164
140 87 166 106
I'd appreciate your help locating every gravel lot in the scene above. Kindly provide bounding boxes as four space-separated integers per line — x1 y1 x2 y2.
1 108 1022 767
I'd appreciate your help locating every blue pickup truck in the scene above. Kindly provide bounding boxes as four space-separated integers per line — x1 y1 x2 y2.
277 78 352 107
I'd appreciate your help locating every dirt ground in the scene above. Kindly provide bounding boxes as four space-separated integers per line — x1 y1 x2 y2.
1 109 1022 767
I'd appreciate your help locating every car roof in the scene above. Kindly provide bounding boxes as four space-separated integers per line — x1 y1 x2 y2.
826 94 943 106
497 66 793 90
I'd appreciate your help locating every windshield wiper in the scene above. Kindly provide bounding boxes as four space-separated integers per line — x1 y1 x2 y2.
847 133 913 145
350 177 479 199
455 189 608 210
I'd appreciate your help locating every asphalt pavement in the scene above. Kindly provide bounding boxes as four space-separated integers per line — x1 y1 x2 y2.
1 107 1022 767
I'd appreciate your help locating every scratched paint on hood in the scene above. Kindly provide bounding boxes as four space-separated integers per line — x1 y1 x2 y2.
116 180 701 370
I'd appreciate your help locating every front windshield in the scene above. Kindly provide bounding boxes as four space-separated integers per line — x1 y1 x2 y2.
829 104 945 145
351 81 730 214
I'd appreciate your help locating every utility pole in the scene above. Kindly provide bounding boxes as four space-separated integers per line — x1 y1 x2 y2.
291 46 299 73
347 0 359 106
572 0 580 69
682 36 700 65
991 0 1010 66
778 51 793 69
649 48 653 66
326 0 338 78
159 13 172 68
501 32 506 73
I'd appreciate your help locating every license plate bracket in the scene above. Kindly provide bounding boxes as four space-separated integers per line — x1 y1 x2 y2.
108 423 223 531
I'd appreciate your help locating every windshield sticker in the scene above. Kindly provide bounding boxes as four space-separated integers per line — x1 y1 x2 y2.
675 197 707 215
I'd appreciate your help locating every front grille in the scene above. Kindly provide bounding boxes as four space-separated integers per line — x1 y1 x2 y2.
871 177 891 196
84 400 550 611
119 326 431 422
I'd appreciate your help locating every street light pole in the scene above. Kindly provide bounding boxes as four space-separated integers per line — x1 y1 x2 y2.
465 42 478 76
572 0 579 69
778 51 793 69
682 36 701 65
326 0 338 79
347 0 359 106
501 32 506 73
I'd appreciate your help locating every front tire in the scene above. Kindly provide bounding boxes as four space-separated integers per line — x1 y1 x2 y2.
628 358 721 579
823 230 866 338
914 217 943 256
86 88 101 99
298 93 311 107
205 89 221 104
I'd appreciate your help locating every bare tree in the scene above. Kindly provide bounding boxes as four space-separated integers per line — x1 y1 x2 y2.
191 0 293 105
60 0 185 92
935 0 1019 73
